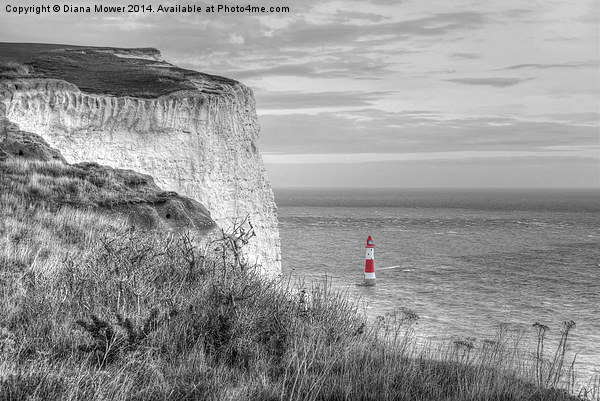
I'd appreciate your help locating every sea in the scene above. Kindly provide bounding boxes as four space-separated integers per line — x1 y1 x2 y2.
274 188 600 385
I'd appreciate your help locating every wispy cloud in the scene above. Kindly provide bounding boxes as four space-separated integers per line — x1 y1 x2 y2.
333 10 387 23
445 77 534 87
256 91 392 109
502 61 596 70
450 52 481 59
271 12 486 48
259 110 599 155
231 57 393 80
539 112 600 126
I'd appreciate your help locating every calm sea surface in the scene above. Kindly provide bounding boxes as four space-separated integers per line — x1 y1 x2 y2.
274 188 600 384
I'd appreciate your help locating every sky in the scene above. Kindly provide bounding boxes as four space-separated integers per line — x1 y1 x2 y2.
0 0 598 188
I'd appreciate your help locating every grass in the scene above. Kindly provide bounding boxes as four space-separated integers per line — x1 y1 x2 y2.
0 152 213 232
1 225 595 400
0 42 237 98
3 157 178 208
1 143 598 400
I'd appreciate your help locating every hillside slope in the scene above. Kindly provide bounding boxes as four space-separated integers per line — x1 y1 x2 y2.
0 145 583 399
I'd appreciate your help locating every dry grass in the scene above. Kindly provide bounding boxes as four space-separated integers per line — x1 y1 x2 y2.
1 158 171 208
1 157 597 400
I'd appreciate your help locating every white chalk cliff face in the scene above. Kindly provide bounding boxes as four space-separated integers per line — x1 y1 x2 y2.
0 45 281 275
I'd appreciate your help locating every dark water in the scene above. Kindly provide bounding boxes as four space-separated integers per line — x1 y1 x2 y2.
275 188 600 384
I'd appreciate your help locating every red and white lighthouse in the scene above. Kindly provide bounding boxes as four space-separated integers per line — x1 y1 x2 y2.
364 235 376 286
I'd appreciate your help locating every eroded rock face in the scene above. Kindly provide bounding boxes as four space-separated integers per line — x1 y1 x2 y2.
0 117 66 162
0 45 281 275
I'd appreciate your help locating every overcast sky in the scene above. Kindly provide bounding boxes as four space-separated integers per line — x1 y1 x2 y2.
1 0 598 188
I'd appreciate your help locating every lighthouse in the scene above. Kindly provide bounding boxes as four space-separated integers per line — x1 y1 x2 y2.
364 235 376 286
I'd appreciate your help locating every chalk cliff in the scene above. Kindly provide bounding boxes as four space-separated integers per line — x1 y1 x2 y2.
0 43 281 275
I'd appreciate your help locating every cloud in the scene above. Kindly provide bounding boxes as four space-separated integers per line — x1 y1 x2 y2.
539 112 600 126
230 57 393 80
334 11 386 23
233 65 316 79
502 62 595 70
445 77 534 87
256 91 392 109
258 110 600 155
275 12 486 47
450 52 481 59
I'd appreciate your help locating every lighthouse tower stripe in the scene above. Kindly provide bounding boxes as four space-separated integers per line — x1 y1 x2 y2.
364 235 376 279
365 248 375 272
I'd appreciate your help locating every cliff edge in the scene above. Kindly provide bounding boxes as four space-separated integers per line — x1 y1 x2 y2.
0 43 281 275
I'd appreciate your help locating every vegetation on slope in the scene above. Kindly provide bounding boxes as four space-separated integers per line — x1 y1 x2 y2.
0 120 214 234
0 42 237 98
1 137 597 400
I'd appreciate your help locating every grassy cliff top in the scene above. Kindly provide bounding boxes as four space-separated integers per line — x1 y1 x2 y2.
0 42 238 98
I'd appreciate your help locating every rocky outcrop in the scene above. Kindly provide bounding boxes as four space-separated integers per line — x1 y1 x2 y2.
73 162 215 233
0 117 65 162
0 44 281 275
